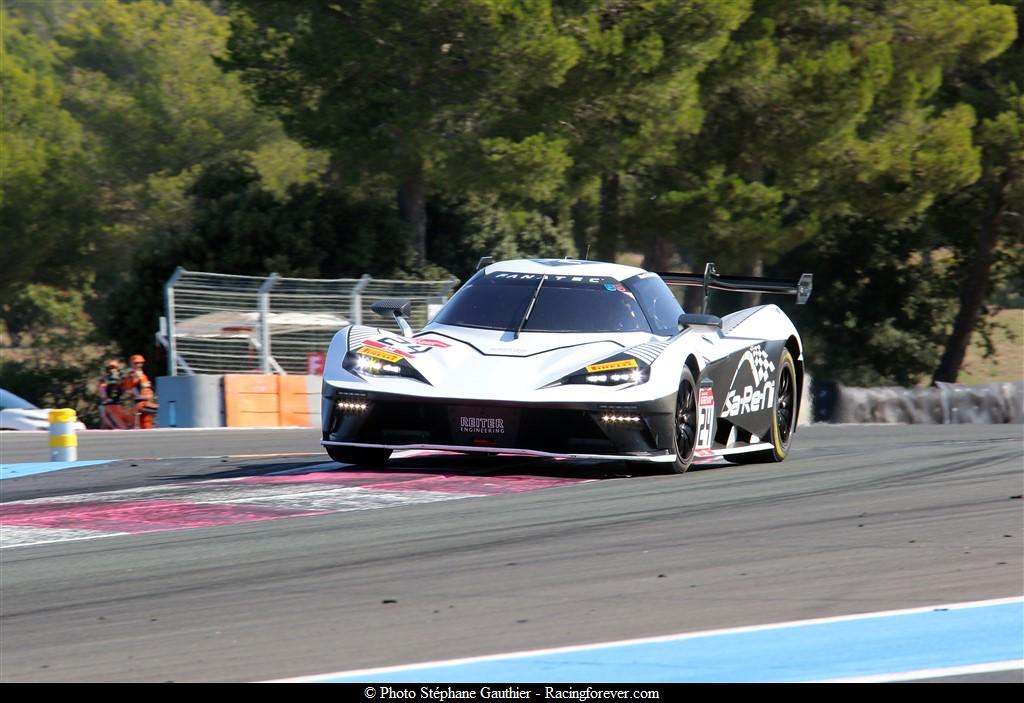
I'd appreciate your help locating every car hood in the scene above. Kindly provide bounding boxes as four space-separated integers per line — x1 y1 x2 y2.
347 324 661 396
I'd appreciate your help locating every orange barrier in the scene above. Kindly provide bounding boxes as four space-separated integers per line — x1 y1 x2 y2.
279 375 319 427
223 374 321 428
223 375 281 427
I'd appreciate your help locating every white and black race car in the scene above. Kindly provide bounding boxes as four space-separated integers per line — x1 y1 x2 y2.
321 258 812 473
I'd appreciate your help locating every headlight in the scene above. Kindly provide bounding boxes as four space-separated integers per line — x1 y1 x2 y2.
559 357 650 387
343 347 429 383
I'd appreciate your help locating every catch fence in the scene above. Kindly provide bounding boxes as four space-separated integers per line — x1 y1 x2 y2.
158 268 457 376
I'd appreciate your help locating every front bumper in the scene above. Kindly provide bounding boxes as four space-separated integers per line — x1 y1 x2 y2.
322 386 677 461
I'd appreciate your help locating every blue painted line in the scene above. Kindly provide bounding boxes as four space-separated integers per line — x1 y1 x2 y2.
305 600 1023 683
0 460 113 480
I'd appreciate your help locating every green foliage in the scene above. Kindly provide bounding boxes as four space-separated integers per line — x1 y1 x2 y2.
776 218 957 386
55 0 292 184
45 0 325 266
641 165 794 266
1 284 93 348
0 10 96 298
3 0 1021 390
0 283 113 428
634 0 1014 272
551 0 750 175
544 1 752 257
428 196 577 281
224 1 584 260
103 156 405 359
3 1 329 399
920 0 1021 381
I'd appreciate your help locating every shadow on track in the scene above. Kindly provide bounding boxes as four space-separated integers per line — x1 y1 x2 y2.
171 450 727 483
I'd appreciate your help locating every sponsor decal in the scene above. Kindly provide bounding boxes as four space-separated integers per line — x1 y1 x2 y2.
603 283 628 292
459 416 506 434
363 339 414 358
357 346 403 363
450 406 520 443
366 335 449 357
413 337 451 349
720 345 776 418
697 386 715 449
493 272 606 283
585 358 638 373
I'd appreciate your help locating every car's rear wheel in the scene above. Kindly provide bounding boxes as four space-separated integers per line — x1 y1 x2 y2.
664 366 698 475
732 348 797 464
326 445 392 467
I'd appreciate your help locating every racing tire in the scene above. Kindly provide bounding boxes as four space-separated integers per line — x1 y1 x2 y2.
662 366 698 475
731 349 797 464
325 445 392 467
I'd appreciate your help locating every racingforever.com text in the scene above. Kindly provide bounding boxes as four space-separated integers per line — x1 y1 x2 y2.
363 686 661 700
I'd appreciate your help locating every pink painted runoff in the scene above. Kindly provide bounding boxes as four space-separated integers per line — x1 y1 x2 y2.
238 472 583 494
0 500 327 533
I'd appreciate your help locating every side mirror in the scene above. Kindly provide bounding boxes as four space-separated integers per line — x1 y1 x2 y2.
678 313 723 331
371 298 414 337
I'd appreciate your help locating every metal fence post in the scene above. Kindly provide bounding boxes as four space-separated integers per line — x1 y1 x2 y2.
164 267 185 377
352 274 371 326
258 273 280 374
441 277 459 299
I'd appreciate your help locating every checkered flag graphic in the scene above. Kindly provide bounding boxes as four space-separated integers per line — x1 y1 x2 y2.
748 345 776 385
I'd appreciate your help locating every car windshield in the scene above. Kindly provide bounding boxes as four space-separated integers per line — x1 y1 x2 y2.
625 273 684 336
0 389 39 411
434 271 654 333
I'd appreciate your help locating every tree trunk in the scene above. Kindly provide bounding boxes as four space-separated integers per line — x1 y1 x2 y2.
596 173 621 262
397 166 427 267
570 199 591 259
642 235 675 272
932 199 1005 384
741 257 764 309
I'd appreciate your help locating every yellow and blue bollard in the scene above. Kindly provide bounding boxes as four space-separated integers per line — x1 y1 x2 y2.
48 408 78 462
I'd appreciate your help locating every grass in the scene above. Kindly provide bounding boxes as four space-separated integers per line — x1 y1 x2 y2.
958 308 1024 386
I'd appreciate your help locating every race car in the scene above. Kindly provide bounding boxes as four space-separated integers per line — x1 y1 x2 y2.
320 258 812 473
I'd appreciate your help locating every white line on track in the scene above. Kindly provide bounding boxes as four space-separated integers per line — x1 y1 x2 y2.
0 526 131 549
814 659 1024 682
266 596 1024 682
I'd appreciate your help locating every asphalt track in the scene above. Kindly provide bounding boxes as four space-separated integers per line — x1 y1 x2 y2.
0 424 1021 682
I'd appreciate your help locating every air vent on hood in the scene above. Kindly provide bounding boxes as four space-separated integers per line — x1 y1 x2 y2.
348 325 384 350
628 341 670 365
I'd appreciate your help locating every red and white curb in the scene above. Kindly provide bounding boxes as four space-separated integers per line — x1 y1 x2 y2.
0 467 587 549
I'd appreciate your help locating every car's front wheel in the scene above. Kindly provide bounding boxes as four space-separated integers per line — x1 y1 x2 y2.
665 366 698 475
325 445 392 467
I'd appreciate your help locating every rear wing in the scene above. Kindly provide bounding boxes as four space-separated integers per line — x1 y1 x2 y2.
657 263 813 314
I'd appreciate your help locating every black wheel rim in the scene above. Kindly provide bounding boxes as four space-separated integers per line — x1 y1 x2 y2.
777 364 794 444
677 381 697 460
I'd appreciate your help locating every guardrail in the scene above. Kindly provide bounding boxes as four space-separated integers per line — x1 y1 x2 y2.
812 380 1023 424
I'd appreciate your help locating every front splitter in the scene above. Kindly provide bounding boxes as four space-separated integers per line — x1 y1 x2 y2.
321 440 677 463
